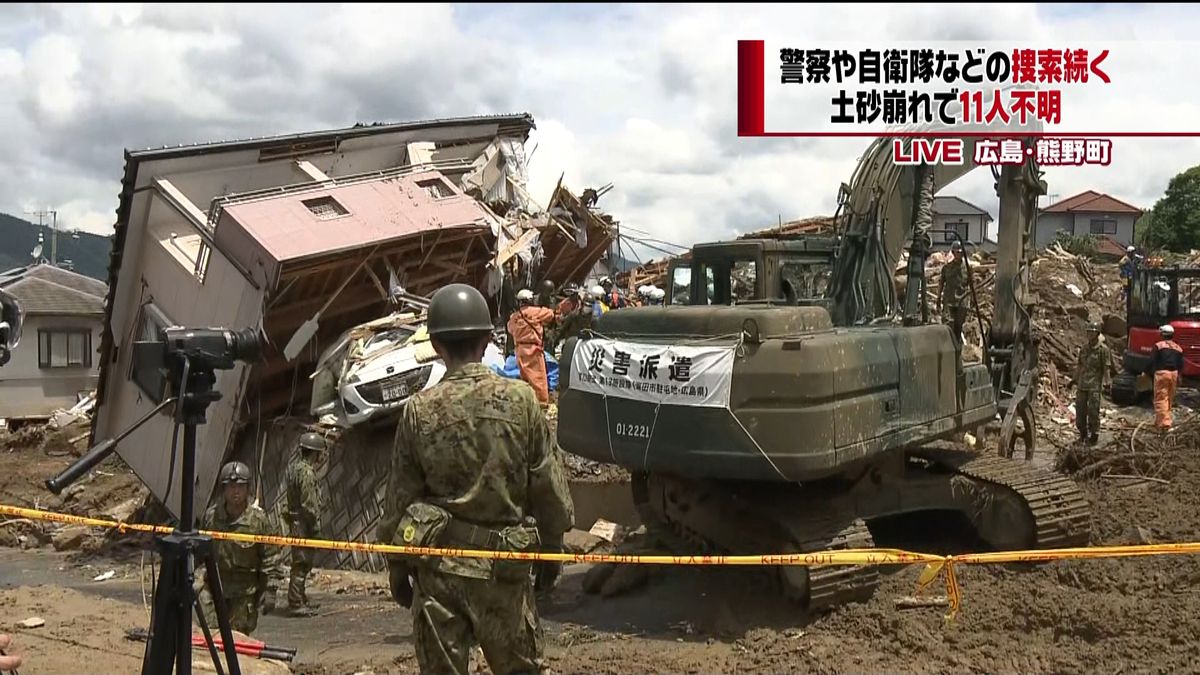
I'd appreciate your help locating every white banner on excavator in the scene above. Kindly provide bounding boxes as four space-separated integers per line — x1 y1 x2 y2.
570 338 735 408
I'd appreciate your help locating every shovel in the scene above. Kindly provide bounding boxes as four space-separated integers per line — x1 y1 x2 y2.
283 246 381 361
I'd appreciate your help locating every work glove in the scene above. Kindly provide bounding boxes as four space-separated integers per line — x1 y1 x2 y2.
388 561 413 609
260 589 278 615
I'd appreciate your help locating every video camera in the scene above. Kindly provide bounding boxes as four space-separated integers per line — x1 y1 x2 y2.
0 287 23 367
132 326 264 406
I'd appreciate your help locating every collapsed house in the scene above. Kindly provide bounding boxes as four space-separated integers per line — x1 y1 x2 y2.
617 215 835 292
92 114 617 545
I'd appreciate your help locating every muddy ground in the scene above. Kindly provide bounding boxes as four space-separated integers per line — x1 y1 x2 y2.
3 253 1200 674
2 395 1200 674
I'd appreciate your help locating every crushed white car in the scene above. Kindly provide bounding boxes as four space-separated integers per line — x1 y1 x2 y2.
310 311 503 428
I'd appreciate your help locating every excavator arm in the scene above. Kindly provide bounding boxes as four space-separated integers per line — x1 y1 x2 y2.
826 133 1047 458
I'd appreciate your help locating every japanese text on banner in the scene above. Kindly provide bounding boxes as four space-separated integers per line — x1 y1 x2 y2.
570 338 736 408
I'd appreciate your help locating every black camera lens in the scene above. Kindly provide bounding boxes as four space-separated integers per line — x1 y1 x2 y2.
228 327 264 363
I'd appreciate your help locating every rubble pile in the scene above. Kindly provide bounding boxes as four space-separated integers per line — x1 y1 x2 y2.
616 215 835 292
1055 417 1199 480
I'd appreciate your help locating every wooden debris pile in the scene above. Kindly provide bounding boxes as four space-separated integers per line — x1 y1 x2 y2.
1055 417 1199 482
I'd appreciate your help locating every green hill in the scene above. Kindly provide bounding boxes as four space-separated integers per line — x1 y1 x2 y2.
0 213 112 281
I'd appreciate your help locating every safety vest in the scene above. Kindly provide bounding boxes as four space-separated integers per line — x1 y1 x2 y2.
1156 340 1183 353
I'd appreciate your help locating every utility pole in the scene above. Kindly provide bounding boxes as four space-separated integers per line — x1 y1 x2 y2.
24 209 58 266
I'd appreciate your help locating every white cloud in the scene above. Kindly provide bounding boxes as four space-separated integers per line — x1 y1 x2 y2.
1 2 1199 270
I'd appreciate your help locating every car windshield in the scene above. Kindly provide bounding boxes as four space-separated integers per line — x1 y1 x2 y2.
363 327 417 354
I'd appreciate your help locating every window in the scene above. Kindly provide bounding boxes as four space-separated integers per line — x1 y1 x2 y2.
670 266 691 305
302 196 349 220
1178 276 1200 317
416 177 455 199
1090 218 1117 235
944 221 969 243
38 329 92 369
780 260 832 302
731 260 758 303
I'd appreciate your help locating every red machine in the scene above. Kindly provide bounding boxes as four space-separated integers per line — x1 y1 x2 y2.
1111 262 1200 403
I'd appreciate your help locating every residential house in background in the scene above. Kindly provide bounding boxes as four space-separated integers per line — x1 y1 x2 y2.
0 264 106 418
1034 190 1143 249
932 196 995 251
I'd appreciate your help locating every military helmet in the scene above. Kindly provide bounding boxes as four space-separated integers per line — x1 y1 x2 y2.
1087 321 1101 334
950 240 963 251
540 280 555 293
219 461 251 485
427 283 494 338
298 432 326 452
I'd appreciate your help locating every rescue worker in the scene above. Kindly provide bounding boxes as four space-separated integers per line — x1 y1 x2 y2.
536 279 557 308
198 461 286 635
599 276 626 310
557 290 595 347
507 289 557 405
1146 324 1184 431
1074 322 1111 445
1118 245 1144 302
937 241 972 349
591 284 610 320
284 432 326 616
377 282 575 675
556 284 582 318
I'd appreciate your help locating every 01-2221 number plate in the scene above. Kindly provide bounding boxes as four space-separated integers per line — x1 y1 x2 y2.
614 422 651 439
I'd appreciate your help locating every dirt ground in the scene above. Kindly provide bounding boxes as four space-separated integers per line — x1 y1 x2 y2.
3 398 1200 674
3 255 1200 672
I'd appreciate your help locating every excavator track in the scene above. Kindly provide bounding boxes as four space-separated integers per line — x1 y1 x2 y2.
909 448 1093 550
780 516 880 611
635 474 882 613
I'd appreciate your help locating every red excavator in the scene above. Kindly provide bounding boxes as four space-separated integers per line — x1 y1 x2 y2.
1111 261 1200 403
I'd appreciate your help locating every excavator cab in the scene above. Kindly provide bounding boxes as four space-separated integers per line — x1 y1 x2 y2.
1113 264 1200 402
665 237 836 309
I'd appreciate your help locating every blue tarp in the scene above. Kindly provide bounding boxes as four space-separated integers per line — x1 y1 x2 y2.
491 353 559 391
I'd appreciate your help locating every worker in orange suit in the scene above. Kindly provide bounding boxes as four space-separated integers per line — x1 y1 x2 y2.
1146 324 1184 431
507 288 556 405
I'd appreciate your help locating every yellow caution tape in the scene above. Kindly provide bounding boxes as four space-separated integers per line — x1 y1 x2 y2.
8 503 1200 621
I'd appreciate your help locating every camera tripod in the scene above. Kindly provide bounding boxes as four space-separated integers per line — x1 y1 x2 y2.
48 359 243 675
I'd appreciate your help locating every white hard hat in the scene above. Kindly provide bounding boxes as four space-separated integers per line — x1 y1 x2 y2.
590 285 606 299
1161 324 1175 335
516 289 534 302
1127 245 1136 252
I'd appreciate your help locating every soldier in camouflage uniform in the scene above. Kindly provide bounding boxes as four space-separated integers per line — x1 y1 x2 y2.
938 241 972 349
198 461 285 636
284 432 326 616
378 283 575 675
1075 322 1111 445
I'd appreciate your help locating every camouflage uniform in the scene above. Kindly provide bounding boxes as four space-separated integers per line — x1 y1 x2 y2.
377 362 575 675
557 303 594 345
1075 336 1111 442
285 451 324 610
198 501 285 635
939 257 971 347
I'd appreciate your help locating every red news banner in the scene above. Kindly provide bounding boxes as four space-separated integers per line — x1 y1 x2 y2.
735 39 1179 166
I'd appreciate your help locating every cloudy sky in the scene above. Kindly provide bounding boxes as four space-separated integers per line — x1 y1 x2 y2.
2 3 1199 263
